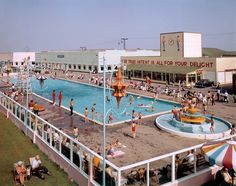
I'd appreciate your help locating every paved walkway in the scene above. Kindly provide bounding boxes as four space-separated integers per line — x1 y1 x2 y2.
1 72 235 167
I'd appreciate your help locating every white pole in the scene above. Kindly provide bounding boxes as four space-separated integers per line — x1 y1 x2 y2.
171 155 176 182
147 163 150 186
102 56 106 186
26 57 29 109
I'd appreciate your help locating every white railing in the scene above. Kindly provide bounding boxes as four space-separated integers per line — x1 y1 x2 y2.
0 91 120 186
118 134 235 186
0 91 235 186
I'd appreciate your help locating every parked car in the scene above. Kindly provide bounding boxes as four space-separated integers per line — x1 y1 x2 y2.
195 79 214 88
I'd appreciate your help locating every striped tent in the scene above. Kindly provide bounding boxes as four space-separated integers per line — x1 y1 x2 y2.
201 140 236 171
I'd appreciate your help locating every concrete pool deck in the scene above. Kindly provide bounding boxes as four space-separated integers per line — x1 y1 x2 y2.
1 72 236 168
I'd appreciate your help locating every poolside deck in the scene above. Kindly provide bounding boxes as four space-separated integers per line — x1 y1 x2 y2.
1 72 236 168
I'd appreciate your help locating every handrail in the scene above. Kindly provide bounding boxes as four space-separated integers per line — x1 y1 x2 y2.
119 134 235 171
0 91 120 170
1 90 235 185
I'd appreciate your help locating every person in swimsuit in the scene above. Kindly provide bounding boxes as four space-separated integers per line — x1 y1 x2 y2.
138 112 142 125
131 121 136 138
108 112 113 124
84 107 89 123
209 116 215 133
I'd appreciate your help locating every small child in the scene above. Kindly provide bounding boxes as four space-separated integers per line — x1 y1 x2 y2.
108 113 113 124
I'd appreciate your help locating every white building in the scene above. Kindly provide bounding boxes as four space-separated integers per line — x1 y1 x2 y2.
122 32 236 85
13 52 35 67
35 49 160 73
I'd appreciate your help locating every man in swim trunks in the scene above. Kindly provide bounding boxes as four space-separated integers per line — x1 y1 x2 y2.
58 91 62 107
70 99 74 116
52 90 56 105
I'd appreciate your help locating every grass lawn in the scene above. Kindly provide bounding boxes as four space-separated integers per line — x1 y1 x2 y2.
0 112 77 186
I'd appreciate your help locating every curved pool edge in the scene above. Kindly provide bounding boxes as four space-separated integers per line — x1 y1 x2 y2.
155 114 232 140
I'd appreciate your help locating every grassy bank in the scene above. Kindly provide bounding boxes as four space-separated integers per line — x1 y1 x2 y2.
0 112 77 186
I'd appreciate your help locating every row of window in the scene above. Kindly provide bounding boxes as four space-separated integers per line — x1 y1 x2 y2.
125 70 190 83
68 64 97 71
14 62 36 66
37 63 98 72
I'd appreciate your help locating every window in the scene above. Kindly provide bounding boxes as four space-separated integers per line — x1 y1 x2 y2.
101 66 104 71
134 70 142 78
94 66 97 71
73 64 76 69
57 55 64 58
175 74 186 83
163 73 166 81
32 62 35 65
15 62 18 66
78 65 81 70
152 72 162 81
69 64 71 69
83 65 86 70
21 62 24 65
143 71 151 79
88 66 92 71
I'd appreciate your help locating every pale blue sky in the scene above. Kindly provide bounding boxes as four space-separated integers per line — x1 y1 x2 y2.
0 0 235 51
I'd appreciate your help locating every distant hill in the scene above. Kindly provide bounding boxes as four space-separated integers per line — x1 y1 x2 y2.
202 48 236 57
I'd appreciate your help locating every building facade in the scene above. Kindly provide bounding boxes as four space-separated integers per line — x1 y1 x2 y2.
35 50 160 73
122 32 236 85
0 52 35 73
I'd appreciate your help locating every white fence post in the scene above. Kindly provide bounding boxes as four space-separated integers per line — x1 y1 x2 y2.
33 116 38 143
194 148 197 173
147 162 150 186
70 140 73 163
90 155 93 182
118 170 121 186
171 155 176 182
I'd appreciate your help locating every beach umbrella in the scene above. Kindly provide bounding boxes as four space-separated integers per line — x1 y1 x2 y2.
201 140 236 171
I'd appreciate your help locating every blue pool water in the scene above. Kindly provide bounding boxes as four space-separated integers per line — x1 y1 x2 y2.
156 114 230 134
22 78 178 123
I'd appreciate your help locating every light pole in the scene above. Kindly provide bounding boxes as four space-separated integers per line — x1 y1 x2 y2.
102 56 106 186
26 56 30 109
121 38 128 50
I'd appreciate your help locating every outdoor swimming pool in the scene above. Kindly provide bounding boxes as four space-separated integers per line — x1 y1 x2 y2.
29 78 177 123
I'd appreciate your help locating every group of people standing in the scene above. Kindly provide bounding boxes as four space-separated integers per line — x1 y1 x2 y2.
51 90 63 107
